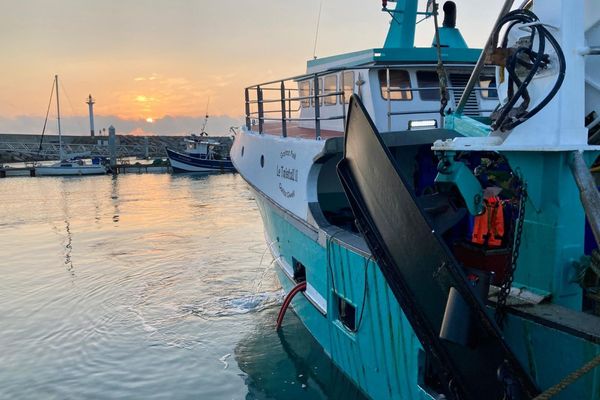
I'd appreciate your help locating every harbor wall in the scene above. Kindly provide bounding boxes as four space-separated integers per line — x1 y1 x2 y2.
0 133 233 163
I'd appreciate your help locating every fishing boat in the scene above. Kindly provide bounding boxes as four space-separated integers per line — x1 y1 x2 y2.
166 134 235 173
231 0 600 399
35 75 106 176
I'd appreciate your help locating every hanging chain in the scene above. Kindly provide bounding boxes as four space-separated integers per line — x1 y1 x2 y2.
432 1 449 117
495 182 528 327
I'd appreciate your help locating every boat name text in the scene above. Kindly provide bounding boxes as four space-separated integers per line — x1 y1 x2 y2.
279 183 295 198
280 150 296 160
276 164 298 182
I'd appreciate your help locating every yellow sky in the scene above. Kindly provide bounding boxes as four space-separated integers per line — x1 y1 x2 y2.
0 0 502 134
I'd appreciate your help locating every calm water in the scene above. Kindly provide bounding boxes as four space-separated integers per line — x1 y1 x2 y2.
0 173 365 399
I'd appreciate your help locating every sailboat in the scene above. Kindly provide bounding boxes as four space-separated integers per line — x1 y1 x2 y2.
232 0 600 399
35 75 106 176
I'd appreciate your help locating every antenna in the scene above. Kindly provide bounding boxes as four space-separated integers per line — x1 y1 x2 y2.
312 0 324 59
200 97 210 135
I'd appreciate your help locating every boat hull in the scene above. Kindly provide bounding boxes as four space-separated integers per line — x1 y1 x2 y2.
35 165 106 176
251 185 433 400
232 127 600 400
166 148 235 173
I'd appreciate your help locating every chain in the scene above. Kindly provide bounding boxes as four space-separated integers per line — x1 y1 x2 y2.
495 182 528 327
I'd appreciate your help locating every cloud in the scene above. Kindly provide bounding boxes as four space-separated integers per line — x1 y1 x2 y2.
0 114 243 136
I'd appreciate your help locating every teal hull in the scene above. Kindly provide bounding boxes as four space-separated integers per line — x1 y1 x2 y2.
252 186 600 399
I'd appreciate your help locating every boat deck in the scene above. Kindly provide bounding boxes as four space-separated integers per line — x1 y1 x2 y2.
248 123 343 140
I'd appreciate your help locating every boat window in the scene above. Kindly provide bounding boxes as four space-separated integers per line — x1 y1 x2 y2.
479 76 498 99
341 71 354 104
416 71 440 101
299 80 310 107
323 75 337 106
378 69 412 101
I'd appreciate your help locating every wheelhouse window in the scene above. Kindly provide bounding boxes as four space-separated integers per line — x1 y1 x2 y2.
323 75 337 106
341 71 354 104
416 71 440 101
479 76 498 99
379 69 412 101
298 80 310 107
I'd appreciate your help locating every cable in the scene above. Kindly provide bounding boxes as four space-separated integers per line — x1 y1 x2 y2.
38 79 56 154
490 9 566 132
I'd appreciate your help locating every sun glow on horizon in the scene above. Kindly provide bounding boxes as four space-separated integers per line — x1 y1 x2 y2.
146 117 154 123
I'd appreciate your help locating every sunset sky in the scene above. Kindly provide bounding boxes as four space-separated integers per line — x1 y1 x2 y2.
0 0 503 136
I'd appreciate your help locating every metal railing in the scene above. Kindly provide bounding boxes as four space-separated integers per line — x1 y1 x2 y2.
244 66 495 139
245 70 350 139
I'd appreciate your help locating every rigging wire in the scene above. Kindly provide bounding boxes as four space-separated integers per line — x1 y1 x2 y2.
38 78 56 154
312 0 324 59
59 78 86 134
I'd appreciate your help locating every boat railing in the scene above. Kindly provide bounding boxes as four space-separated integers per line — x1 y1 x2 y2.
245 70 348 139
244 67 495 139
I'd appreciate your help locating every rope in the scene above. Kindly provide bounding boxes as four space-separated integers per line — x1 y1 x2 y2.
533 353 600 400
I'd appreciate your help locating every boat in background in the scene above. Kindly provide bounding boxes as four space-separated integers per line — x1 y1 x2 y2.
232 0 600 399
35 75 106 176
166 134 235 173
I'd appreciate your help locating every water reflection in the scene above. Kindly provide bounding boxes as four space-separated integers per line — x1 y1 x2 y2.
59 180 75 276
235 308 366 400
63 219 74 274
111 175 120 223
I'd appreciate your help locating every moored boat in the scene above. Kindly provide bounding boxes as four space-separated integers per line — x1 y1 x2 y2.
34 75 106 177
166 134 235 173
232 0 600 399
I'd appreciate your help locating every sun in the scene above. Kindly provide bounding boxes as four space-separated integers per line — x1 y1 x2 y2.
146 117 154 123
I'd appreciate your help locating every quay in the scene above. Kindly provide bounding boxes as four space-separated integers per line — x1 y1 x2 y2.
0 161 170 178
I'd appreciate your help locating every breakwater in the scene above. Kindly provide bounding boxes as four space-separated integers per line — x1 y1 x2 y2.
0 133 233 163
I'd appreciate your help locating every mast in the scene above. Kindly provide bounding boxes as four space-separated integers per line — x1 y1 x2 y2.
55 75 64 161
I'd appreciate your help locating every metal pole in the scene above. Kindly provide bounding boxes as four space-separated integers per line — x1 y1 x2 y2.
280 81 287 138
108 125 117 173
341 72 347 131
288 89 292 120
244 88 251 130
314 75 321 139
456 0 515 115
257 86 264 134
386 68 391 132
570 151 600 247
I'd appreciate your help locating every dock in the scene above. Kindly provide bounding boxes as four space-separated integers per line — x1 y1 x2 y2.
0 163 171 178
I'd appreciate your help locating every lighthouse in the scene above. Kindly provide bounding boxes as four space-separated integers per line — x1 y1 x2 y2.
86 94 95 137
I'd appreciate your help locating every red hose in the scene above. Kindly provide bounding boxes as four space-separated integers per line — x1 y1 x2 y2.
276 281 307 330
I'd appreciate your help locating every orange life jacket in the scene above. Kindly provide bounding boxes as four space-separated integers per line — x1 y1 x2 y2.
472 196 505 247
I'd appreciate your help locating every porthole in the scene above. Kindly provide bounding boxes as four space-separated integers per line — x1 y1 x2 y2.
241 146 244 157
260 155 264 168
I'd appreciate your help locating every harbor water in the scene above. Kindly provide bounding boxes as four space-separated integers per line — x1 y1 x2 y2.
0 173 365 399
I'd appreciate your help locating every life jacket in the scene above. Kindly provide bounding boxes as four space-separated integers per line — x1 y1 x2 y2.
472 196 505 247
